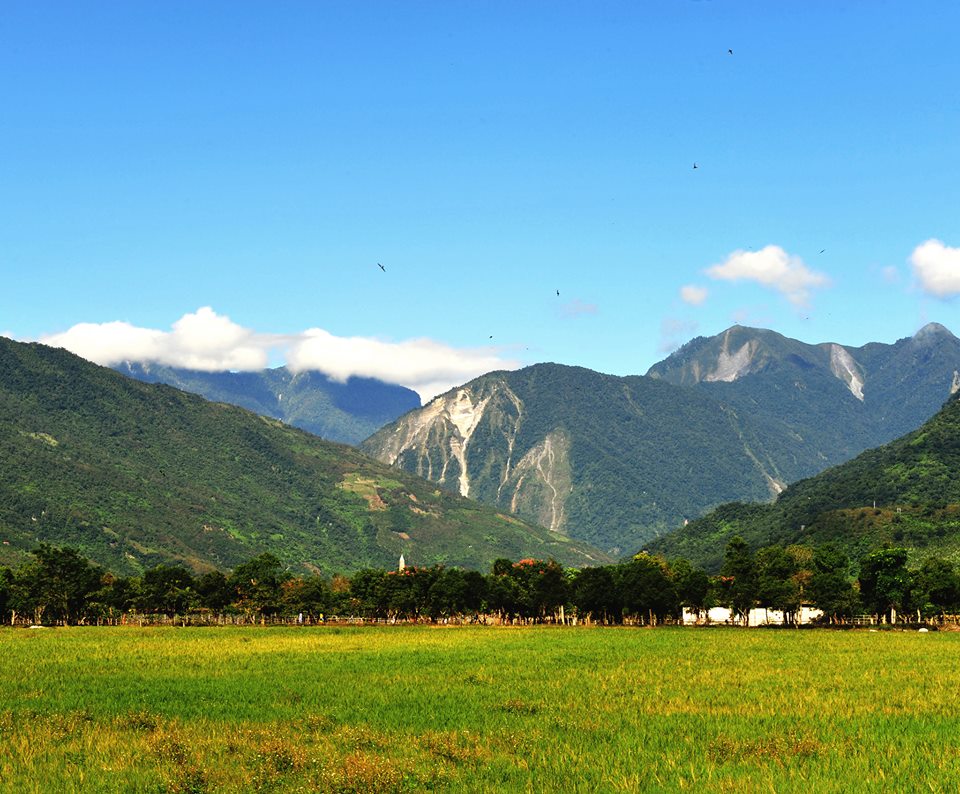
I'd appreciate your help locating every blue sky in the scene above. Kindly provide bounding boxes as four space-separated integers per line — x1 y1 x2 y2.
3 2 959 400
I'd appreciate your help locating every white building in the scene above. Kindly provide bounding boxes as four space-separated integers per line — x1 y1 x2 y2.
682 606 824 626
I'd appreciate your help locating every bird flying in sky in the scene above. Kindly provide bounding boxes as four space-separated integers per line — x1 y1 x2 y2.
378 262 385 271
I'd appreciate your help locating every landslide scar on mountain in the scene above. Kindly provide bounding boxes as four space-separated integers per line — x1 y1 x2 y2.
369 381 523 500
507 429 572 533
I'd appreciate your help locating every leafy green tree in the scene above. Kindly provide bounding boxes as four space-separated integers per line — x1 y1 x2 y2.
348 568 398 617
720 536 758 625
617 554 678 625
460 570 488 614
808 543 858 622
229 552 288 617
492 558 514 577
572 565 619 623
92 573 139 619
525 560 569 621
487 565 523 621
912 557 960 619
755 545 801 625
138 565 197 616
671 558 711 621
195 570 233 612
380 569 420 619
858 546 911 623
0 566 12 623
16 544 103 624
280 575 331 619
426 568 472 618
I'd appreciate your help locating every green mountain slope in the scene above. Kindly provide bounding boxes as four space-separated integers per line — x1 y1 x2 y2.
115 362 421 445
649 392 960 570
362 364 789 555
363 325 960 558
0 338 608 575
647 323 960 484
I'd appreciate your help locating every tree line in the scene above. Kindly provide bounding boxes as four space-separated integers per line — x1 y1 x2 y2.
1 539 958 626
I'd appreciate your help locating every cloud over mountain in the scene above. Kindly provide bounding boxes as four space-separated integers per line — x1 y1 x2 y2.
287 329 516 402
38 308 518 402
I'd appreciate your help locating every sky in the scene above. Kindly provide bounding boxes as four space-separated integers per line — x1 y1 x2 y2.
2 1 959 402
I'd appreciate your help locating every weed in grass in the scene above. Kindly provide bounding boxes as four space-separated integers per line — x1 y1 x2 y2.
119 708 159 732
709 732 824 765
421 730 489 766
320 751 406 793
499 698 540 715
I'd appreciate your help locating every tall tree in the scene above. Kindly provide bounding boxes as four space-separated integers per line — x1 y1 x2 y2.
720 536 757 625
617 554 678 625
808 543 858 622
858 546 911 623
228 553 288 618
912 557 960 619
755 546 801 625
137 565 197 617
671 558 712 622
572 565 619 624
17 544 103 624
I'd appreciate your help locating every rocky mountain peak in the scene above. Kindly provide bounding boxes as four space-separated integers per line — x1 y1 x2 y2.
913 322 955 341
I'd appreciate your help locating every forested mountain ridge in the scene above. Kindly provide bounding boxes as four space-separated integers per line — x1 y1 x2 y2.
115 362 421 445
363 326 960 556
362 363 789 554
0 337 607 575
647 323 960 482
648 391 960 571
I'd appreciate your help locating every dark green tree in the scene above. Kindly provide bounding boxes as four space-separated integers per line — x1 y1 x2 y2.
671 558 711 621
755 545 801 625
617 554 678 625
720 536 757 625
858 546 911 623
912 557 960 619
195 570 234 612
17 544 103 624
281 575 331 620
228 552 288 618
808 543 859 622
348 569 387 617
138 565 197 616
572 565 619 624
0 566 12 624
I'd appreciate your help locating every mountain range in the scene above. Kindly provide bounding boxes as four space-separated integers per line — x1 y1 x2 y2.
0 337 607 575
362 323 960 554
115 362 421 445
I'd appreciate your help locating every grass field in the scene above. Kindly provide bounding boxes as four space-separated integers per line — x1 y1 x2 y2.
2 625 959 792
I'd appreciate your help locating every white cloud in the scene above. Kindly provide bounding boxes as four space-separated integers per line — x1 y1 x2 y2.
41 307 272 372
910 239 960 298
881 265 900 284
705 245 830 307
38 307 518 403
287 329 518 401
679 284 708 306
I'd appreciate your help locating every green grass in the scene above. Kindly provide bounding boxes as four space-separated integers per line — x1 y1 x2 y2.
2 626 960 792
